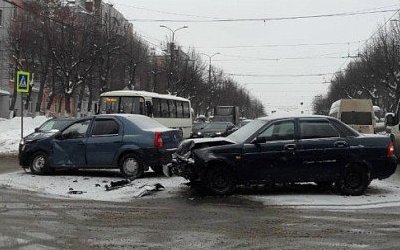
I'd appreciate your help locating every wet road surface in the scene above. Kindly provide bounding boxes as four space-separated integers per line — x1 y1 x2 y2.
0 157 399 249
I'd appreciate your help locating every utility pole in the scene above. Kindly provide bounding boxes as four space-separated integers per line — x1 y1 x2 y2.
160 25 188 92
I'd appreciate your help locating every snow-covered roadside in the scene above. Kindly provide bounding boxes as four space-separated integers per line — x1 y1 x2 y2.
1 170 400 209
0 116 49 155
0 171 187 202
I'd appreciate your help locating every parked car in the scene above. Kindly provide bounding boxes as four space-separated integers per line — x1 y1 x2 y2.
19 114 183 178
191 122 237 138
171 116 397 196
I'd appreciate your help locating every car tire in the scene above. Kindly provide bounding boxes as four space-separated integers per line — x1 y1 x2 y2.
336 164 370 196
120 153 144 179
151 165 164 176
206 165 236 195
30 152 51 175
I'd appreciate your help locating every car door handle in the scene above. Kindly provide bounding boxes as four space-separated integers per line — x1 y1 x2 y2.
284 144 296 151
334 141 348 148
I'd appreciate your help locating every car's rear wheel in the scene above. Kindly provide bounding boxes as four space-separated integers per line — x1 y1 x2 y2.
206 165 236 195
30 152 51 175
120 154 143 179
151 165 164 176
336 164 370 196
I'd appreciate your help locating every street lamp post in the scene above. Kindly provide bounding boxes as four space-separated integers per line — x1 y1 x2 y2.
201 52 220 84
160 25 188 92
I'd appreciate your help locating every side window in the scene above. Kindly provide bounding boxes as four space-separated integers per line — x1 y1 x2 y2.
183 102 190 118
92 119 119 136
300 120 340 139
176 101 184 118
161 99 169 118
259 121 294 141
62 120 91 139
152 98 161 118
169 100 177 118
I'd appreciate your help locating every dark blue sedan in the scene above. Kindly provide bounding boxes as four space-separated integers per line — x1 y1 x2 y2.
19 114 183 178
171 115 397 196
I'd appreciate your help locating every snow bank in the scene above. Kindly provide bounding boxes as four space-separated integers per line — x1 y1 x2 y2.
0 171 187 202
0 116 49 155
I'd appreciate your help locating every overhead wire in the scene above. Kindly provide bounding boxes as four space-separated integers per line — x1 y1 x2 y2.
127 8 399 23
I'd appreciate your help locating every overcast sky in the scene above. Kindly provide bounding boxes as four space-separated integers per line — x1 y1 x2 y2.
110 0 399 115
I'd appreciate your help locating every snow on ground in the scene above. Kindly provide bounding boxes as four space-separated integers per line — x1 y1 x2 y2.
1 169 400 209
0 170 187 202
247 178 400 210
0 116 49 155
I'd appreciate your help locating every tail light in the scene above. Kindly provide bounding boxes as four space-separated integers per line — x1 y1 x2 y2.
386 142 395 157
154 132 164 148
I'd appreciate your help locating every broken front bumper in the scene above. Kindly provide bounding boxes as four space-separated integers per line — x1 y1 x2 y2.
171 154 199 180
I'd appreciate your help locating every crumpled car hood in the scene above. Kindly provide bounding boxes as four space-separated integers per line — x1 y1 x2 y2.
23 131 57 142
176 137 236 157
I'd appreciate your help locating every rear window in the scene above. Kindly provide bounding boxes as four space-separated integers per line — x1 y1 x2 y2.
341 112 372 125
126 116 166 130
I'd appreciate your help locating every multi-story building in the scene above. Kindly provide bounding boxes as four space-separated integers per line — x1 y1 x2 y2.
0 0 134 118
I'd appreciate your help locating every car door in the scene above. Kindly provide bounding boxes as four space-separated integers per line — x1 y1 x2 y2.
241 119 298 183
86 118 123 167
295 118 349 181
51 119 91 167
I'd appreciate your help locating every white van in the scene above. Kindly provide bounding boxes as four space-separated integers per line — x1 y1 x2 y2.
329 99 376 134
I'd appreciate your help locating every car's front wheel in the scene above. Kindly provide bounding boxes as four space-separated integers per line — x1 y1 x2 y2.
120 153 143 179
206 165 236 195
336 164 370 196
30 152 51 175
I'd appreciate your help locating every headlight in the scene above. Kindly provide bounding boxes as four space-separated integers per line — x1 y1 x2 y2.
197 132 202 135
215 132 222 135
20 139 25 145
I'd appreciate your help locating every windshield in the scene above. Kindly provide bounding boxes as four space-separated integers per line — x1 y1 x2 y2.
38 119 74 132
204 122 231 130
227 119 267 143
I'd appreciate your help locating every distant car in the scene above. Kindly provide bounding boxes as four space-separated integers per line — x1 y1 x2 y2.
191 122 208 138
19 114 183 178
191 122 237 138
171 116 397 196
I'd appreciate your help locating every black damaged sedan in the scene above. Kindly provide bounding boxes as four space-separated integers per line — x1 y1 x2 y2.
171 115 397 196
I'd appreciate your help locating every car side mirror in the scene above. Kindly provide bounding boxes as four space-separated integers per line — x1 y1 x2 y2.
385 113 397 127
34 127 39 132
253 136 267 144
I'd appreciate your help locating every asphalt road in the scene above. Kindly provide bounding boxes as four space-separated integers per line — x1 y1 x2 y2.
0 157 400 249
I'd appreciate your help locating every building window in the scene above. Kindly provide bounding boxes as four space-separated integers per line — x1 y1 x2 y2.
0 10 2 26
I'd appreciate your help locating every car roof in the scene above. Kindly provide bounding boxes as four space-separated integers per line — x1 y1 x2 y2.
257 114 332 122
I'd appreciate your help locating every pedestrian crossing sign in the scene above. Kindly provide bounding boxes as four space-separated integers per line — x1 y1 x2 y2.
17 71 30 93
